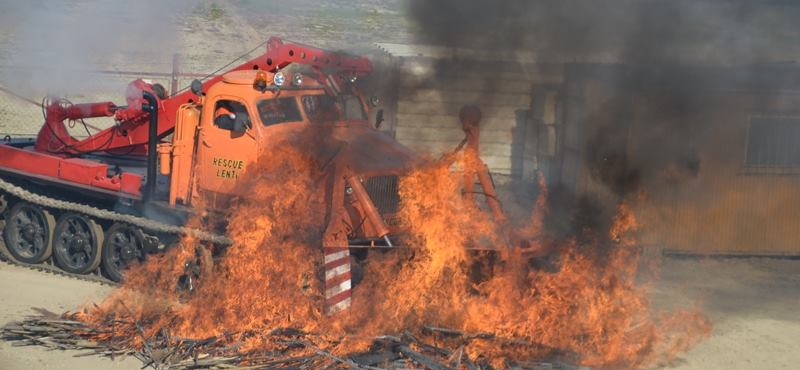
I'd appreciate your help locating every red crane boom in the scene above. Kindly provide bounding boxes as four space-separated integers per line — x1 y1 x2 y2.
35 37 373 155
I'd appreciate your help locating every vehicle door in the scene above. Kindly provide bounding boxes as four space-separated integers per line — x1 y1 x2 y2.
196 97 258 200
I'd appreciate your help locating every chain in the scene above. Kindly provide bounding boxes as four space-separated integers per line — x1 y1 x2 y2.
0 177 231 244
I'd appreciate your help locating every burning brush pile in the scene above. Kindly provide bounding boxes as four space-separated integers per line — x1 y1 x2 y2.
2 139 711 370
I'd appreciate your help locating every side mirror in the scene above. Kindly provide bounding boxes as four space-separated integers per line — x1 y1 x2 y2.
214 114 248 134
190 79 204 96
232 118 246 133
375 109 385 129
214 115 235 130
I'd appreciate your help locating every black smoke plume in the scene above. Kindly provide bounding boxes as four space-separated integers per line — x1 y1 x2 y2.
407 0 798 236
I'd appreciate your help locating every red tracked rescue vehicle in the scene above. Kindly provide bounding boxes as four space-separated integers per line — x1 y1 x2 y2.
0 37 415 312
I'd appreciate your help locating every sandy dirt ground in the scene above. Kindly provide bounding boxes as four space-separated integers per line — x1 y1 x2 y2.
0 262 139 370
648 257 800 370
1 256 798 370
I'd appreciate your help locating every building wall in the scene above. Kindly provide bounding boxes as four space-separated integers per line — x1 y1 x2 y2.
385 57 800 255
389 58 562 177
634 92 800 255
568 67 800 255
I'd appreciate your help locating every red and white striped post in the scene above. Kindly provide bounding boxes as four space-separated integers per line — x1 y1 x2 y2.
323 247 352 313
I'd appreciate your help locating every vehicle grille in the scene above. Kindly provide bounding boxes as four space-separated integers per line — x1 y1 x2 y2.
363 175 400 215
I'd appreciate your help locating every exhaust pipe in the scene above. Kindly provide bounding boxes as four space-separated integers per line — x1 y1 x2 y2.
142 92 159 202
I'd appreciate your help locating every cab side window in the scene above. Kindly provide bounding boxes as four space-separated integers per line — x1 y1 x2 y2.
213 100 251 131
341 95 367 120
257 97 302 126
302 95 339 122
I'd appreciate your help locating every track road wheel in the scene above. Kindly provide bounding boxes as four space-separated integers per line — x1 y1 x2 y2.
102 223 146 282
2 202 55 263
52 213 104 274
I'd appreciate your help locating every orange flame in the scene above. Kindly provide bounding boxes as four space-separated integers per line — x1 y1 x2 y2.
81 137 710 369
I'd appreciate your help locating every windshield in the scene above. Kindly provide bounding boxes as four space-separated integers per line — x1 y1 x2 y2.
301 94 366 122
256 97 303 126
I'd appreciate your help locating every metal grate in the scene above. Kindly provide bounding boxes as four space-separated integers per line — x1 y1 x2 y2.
363 175 400 215
745 116 800 167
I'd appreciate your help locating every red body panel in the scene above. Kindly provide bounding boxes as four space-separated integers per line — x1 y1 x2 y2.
59 158 106 183
0 145 142 197
119 173 143 195
0 146 60 178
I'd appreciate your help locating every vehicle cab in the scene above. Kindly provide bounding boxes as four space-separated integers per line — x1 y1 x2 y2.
195 68 370 191
167 68 416 244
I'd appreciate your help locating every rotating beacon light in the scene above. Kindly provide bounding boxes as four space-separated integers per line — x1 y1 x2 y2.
253 70 268 92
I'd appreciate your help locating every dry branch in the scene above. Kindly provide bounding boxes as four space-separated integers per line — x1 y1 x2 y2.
1 315 590 370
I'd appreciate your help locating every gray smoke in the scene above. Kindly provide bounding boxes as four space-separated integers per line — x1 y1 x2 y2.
0 0 198 97
408 0 800 64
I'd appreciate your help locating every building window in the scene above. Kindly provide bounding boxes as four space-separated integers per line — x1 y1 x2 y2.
745 116 800 168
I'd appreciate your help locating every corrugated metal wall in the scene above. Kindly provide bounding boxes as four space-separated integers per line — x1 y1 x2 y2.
634 92 800 255
565 66 800 255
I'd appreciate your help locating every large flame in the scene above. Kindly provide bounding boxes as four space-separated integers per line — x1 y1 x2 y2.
82 134 710 369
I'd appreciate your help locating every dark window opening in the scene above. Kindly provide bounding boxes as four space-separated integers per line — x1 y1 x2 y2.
745 117 800 167
341 95 367 120
301 94 366 122
256 97 303 126
213 100 251 131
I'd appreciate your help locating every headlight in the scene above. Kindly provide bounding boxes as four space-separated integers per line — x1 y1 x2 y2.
273 71 286 87
348 74 358 83
292 73 303 86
